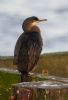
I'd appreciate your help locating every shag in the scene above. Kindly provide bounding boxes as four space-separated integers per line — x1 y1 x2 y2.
14 16 47 82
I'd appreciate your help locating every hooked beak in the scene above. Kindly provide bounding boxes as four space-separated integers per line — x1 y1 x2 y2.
32 19 47 26
38 19 47 22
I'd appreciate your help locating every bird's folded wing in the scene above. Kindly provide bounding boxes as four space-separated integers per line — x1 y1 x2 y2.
13 33 24 65
28 41 42 71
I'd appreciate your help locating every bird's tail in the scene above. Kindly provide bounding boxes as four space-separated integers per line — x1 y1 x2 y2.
21 71 29 82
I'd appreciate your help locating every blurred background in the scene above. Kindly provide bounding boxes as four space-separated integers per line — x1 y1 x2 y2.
0 0 68 56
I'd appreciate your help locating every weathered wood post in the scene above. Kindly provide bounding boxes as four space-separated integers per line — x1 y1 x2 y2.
12 81 68 100
11 73 68 100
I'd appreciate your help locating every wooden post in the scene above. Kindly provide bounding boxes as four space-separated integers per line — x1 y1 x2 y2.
0 68 68 100
11 80 68 100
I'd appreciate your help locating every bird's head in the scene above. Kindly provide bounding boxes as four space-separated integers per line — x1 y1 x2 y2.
22 16 47 32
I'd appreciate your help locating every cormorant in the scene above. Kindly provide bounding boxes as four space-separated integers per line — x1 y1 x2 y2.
13 16 47 82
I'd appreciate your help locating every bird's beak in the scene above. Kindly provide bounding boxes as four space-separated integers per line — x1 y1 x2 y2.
32 19 47 26
38 19 47 22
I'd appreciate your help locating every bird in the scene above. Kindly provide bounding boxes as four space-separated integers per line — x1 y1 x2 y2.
13 16 47 82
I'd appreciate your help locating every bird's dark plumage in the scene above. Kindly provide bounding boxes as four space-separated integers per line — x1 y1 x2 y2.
14 16 47 82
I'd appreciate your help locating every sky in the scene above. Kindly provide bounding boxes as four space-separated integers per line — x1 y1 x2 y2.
0 0 68 56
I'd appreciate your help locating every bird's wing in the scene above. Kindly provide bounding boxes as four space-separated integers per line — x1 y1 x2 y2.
13 33 24 65
27 39 42 72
